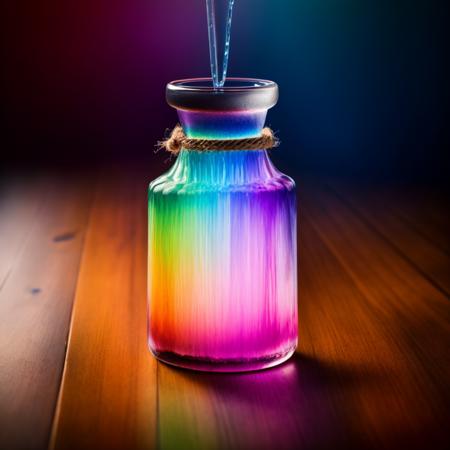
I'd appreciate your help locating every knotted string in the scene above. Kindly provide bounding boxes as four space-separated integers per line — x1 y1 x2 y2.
158 125 279 154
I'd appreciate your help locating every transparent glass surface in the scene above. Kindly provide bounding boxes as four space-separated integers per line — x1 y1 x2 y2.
148 82 297 372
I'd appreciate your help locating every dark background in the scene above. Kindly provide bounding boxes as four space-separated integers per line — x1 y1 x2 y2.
2 0 449 180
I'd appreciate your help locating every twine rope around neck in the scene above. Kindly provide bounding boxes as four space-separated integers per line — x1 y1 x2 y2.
158 125 279 154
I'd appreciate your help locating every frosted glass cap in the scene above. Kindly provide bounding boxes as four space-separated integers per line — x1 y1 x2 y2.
166 78 278 112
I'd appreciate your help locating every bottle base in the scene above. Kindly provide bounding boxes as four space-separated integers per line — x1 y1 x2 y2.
150 346 297 373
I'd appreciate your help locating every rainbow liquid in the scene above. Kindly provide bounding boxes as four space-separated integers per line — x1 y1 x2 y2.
148 109 298 371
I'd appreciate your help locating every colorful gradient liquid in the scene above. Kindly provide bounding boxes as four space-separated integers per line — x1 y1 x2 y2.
148 109 297 371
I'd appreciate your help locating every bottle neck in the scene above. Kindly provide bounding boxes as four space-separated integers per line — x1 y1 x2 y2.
177 109 267 139
169 108 280 186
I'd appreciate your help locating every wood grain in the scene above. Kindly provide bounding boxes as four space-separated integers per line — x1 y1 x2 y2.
49 172 157 450
0 175 93 450
300 181 450 447
371 183 449 254
326 180 450 296
0 176 47 288
2 170 449 450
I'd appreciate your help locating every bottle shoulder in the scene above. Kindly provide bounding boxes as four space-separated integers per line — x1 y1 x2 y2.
149 172 295 195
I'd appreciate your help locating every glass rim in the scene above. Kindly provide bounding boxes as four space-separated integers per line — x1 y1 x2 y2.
168 77 277 92
166 77 278 111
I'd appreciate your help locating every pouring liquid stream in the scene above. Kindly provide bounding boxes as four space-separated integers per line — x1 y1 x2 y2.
206 0 235 89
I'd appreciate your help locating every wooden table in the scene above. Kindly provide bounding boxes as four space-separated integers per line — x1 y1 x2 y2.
0 167 449 450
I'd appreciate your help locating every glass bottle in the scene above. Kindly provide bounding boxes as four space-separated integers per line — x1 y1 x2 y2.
148 78 297 372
